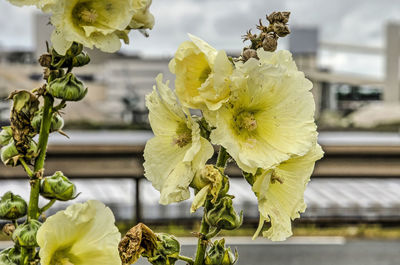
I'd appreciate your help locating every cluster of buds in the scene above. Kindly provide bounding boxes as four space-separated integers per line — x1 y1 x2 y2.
40 42 90 102
119 223 180 265
241 11 291 61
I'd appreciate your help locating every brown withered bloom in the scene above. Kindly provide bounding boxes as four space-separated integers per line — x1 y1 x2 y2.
2 223 16 236
8 90 39 156
118 223 158 265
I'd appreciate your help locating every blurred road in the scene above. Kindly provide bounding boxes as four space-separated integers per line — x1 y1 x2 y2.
1 237 399 264
136 237 400 265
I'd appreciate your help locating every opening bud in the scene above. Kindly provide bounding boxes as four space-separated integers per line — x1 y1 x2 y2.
205 196 243 230
205 239 238 265
40 171 77 201
0 192 27 220
147 233 180 265
191 165 230 213
48 73 88 102
12 219 41 248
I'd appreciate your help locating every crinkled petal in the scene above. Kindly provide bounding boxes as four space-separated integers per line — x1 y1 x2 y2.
254 144 324 241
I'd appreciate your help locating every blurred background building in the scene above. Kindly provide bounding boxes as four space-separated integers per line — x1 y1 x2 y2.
1 1 400 264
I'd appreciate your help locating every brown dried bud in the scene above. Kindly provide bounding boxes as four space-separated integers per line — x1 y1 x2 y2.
273 22 290 37
38 54 52 68
119 223 158 265
262 34 278 52
267 11 290 24
2 223 16 236
242 48 258 62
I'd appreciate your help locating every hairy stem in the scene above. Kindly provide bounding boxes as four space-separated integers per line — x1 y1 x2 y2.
27 94 53 220
21 94 53 265
216 146 229 169
193 200 211 265
40 198 56 214
193 146 229 265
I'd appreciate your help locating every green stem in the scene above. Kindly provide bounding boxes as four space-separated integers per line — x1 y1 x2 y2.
193 147 230 265
39 199 56 214
178 255 195 265
27 94 54 220
216 146 229 169
193 200 211 265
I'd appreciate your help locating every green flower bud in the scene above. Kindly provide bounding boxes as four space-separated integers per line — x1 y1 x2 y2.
205 239 238 265
72 52 91 67
0 247 21 265
31 110 64 134
0 127 13 146
1 140 37 167
205 197 243 230
40 171 77 201
48 73 88 102
67 43 84 57
146 233 180 265
12 220 41 248
0 192 27 220
0 141 19 166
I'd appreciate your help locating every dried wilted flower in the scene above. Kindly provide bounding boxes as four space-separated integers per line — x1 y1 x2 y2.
262 34 278 52
119 223 158 265
2 223 16 236
267 11 290 24
242 48 258 61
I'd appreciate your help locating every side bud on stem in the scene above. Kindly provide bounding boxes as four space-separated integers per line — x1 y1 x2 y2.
48 73 88 102
205 239 238 265
119 223 181 265
12 219 41 248
205 196 243 231
40 171 77 201
0 192 27 220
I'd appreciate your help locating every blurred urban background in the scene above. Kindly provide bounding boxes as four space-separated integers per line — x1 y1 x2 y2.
1 0 400 264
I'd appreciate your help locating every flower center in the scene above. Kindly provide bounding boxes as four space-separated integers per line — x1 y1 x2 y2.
79 7 98 23
271 172 284 184
198 66 211 83
236 111 257 132
173 123 192 148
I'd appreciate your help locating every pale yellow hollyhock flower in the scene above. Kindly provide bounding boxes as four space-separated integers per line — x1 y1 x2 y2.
169 34 233 111
50 0 136 55
129 0 155 30
208 49 317 174
37 200 121 265
252 143 323 241
144 74 214 205
6 0 54 11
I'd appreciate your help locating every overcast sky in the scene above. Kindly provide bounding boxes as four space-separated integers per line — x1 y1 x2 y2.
0 0 399 76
